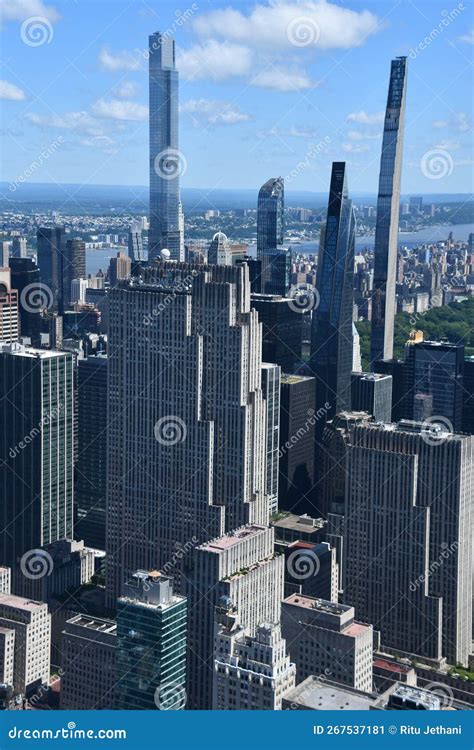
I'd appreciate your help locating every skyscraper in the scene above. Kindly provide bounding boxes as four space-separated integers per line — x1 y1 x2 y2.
261 363 280 515
37 226 65 312
148 32 184 262
0 269 19 344
128 223 145 262
188 525 284 709
257 178 284 258
208 231 231 266
341 420 472 666
76 354 108 550
251 294 304 374
310 162 355 424
64 239 86 308
370 57 408 365
115 571 187 710
351 372 393 423
106 263 269 603
0 343 74 588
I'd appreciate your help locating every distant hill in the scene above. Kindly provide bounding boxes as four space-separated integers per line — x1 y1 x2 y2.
1 182 471 215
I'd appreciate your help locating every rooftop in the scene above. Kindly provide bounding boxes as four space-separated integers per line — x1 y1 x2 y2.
284 594 351 616
201 525 269 552
280 374 314 385
66 614 116 635
284 676 375 711
272 513 325 533
0 593 46 612
0 342 65 359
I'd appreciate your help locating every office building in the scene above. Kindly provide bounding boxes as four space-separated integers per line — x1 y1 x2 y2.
318 411 373 517
0 268 19 343
9 258 41 346
0 568 11 594
61 615 117 710
351 372 393 423
257 177 284 258
0 593 50 695
70 278 88 305
261 363 280 515
213 608 295 710
463 357 474 433
370 57 408 364
310 163 355 425
1 242 10 267
281 595 373 692
283 541 338 602
128 224 145 262
341 421 472 666
108 252 131 287
64 239 86 308
251 294 304 374
11 237 27 258
188 525 284 710
106 264 268 603
148 32 184 261
208 232 231 266
271 513 325 546
404 340 464 431
352 323 362 372
21 539 95 602
115 571 187 710
37 226 65 312
76 354 108 549
0 343 74 585
0 627 15 688
278 374 316 515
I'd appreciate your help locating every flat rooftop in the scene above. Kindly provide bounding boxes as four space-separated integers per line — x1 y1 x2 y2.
272 513 324 533
66 615 116 634
0 593 45 612
284 594 351 616
0 343 64 359
280 374 314 385
202 525 268 552
284 676 375 711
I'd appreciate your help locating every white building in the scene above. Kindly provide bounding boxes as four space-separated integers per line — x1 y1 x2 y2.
0 593 51 695
281 595 373 693
188 524 284 710
213 608 295 710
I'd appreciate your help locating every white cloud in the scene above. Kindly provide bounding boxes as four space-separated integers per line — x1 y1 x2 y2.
180 99 250 126
79 135 117 155
113 81 140 99
98 47 141 72
26 110 104 137
177 41 252 81
347 129 380 141
454 112 471 132
266 125 321 138
458 28 474 44
0 79 26 101
91 98 148 121
342 142 369 153
1 0 59 22
252 67 316 91
347 110 384 125
432 119 448 129
192 1 381 51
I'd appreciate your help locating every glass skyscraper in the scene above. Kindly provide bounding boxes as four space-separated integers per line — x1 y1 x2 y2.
370 57 408 365
148 32 184 262
310 162 355 426
257 177 284 258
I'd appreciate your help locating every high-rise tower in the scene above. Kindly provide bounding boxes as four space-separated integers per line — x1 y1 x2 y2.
148 32 184 262
370 57 408 365
310 162 355 425
257 178 284 258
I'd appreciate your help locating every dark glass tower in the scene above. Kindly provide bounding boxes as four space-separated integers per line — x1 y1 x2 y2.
148 32 183 262
370 57 408 365
310 162 355 426
257 177 284 258
37 226 65 312
64 239 86 308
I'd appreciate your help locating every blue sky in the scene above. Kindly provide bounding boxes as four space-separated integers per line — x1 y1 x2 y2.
1 0 473 194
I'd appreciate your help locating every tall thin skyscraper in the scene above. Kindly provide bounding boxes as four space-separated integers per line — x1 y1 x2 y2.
257 178 284 257
106 263 268 604
64 239 86 308
370 57 408 365
37 226 65 312
310 162 355 424
148 32 184 262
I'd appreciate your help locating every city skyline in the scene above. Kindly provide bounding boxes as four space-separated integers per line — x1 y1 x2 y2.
1 0 473 196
